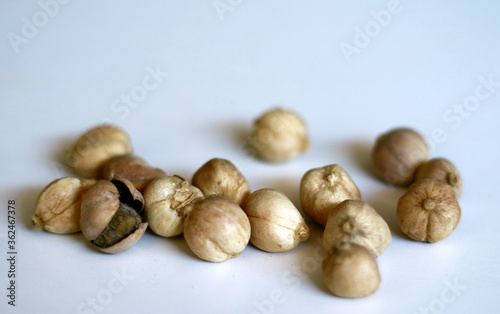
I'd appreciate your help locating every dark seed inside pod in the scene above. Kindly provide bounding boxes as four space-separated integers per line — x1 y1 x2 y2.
92 203 142 248
92 179 144 248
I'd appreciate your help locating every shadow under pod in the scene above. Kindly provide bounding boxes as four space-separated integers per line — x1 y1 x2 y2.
365 186 407 240
200 118 252 152
50 135 78 177
342 138 378 180
147 229 198 260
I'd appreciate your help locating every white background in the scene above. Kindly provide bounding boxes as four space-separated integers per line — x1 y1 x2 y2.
1 1 500 313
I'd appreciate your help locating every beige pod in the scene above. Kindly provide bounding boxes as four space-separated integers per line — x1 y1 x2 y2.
323 200 391 257
244 188 310 252
32 177 95 233
192 158 250 206
415 158 462 199
372 127 429 185
322 242 381 298
143 176 203 237
101 154 166 192
249 108 310 162
300 164 361 226
397 179 461 243
66 124 133 178
183 195 251 262
80 178 147 254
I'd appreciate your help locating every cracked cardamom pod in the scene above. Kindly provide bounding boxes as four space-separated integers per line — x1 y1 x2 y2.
80 177 147 254
144 175 203 237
